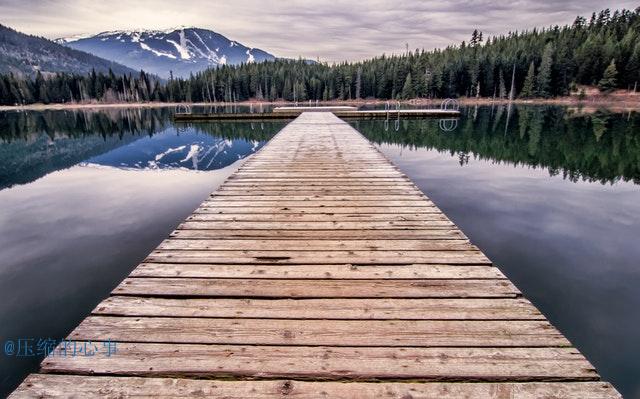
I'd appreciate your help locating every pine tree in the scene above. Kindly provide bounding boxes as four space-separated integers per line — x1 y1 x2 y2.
598 59 618 92
401 73 414 99
470 30 479 47
536 42 554 97
282 78 293 101
498 69 507 98
625 42 640 90
520 61 536 98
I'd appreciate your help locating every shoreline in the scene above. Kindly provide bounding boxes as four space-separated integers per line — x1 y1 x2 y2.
1 94 638 112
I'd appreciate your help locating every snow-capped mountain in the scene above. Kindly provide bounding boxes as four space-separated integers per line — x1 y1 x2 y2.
55 27 276 78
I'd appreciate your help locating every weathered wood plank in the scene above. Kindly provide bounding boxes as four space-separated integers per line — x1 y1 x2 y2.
214 190 426 196
10 375 621 399
145 250 490 265
208 195 427 201
227 178 413 183
156 239 474 251
224 179 415 185
144 254 490 266
221 184 420 190
92 297 543 320
230 173 407 178
69 316 569 347
170 229 468 240
201 200 434 207
113 278 519 298
185 213 451 222
129 263 504 279
194 205 442 214
39 343 598 381
179 221 458 231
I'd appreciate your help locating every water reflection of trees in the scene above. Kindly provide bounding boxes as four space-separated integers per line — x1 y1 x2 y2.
354 106 640 185
0 108 282 142
0 108 173 142
184 121 283 142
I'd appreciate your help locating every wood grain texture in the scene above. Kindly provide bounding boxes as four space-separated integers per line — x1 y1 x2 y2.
169 229 468 239
69 316 570 347
39 343 599 381
92 297 543 320
156 238 475 251
128 263 505 279
113 277 519 298
11 375 621 399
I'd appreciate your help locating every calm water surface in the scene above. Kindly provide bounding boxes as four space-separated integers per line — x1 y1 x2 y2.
353 106 640 398
0 105 638 397
0 107 283 395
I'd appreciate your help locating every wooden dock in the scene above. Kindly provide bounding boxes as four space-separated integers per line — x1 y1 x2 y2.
272 105 358 112
11 112 620 398
174 108 459 121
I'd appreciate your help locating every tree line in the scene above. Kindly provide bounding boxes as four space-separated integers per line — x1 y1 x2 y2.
0 69 162 105
1 7 638 105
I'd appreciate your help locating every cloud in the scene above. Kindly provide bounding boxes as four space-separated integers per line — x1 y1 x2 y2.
1 0 637 62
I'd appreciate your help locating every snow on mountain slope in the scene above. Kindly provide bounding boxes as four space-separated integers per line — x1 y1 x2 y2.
55 27 276 78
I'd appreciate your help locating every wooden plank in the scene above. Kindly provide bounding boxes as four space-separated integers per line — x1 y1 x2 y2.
201 200 434 207
194 206 443 214
11 375 622 399
156 239 474 251
93 297 543 320
208 195 427 201
39 343 598 381
144 254 490 265
237 166 402 170
113 278 519 298
169 229 468 240
221 180 417 184
214 190 424 196
229 173 407 178
129 263 504 279
179 221 458 230
145 250 490 265
69 316 569 347
185 213 451 222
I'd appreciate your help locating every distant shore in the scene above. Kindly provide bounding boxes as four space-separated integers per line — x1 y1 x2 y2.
1 90 638 112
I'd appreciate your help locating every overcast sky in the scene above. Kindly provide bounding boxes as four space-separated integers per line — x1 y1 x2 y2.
1 0 637 62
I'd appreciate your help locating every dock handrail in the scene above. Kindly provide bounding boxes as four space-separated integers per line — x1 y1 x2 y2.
441 98 460 111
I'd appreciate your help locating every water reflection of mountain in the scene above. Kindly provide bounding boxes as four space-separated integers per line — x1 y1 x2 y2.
353 106 640 185
0 108 281 190
84 130 264 171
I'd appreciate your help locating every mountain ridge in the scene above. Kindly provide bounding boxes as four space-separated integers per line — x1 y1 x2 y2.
56 27 276 78
0 24 138 77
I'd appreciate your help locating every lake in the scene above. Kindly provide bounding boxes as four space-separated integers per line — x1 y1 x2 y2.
0 105 639 398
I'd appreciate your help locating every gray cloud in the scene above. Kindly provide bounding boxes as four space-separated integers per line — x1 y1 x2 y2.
1 0 637 62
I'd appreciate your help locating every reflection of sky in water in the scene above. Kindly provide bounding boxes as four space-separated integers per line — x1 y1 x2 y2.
0 164 239 394
375 143 640 399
